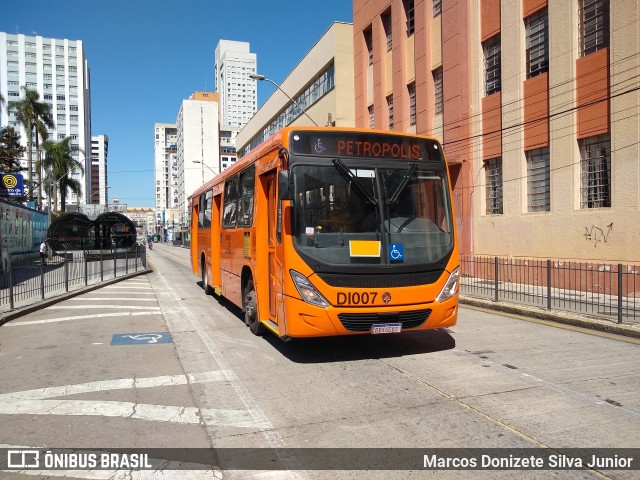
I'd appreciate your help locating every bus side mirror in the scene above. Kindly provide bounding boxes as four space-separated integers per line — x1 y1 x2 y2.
278 170 291 200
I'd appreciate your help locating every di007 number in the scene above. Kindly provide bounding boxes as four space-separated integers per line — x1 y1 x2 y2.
336 292 378 305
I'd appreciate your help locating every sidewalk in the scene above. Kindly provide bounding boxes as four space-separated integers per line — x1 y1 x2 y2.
0 250 152 326
459 295 640 339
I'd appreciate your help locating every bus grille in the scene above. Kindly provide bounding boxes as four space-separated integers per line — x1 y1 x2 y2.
337 309 432 332
316 271 442 288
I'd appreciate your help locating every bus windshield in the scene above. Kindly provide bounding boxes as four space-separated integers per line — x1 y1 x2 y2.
291 161 454 267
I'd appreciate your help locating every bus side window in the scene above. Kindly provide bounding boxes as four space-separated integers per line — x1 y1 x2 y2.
238 166 255 227
204 189 213 228
223 176 239 228
198 193 206 229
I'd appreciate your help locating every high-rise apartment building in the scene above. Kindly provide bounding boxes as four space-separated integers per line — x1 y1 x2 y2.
353 0 639 263
0 32 92 207
214 40 257 128
89 135 108 205
236 22 355 156
175 92 220 228
153 123 178 236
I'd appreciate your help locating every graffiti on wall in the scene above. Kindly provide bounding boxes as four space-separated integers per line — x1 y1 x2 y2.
0 200 48 255
584 223 613 247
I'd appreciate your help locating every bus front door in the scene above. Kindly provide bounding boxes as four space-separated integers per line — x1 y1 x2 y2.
266 174 278 320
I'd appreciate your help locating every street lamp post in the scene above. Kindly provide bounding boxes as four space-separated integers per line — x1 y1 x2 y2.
192 160 216 182
248 73 319 126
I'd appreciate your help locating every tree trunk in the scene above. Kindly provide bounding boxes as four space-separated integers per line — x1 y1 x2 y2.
26 121 33 202
36 135 42 209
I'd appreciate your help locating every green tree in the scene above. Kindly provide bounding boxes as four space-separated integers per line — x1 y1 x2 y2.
41 137 84 212
0 126 26 174
7 87 54 204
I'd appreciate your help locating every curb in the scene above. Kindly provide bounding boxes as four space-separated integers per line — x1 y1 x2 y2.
0 268 153 327
460 295 640 339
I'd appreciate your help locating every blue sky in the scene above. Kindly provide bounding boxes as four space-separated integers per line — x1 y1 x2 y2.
1 0 354 207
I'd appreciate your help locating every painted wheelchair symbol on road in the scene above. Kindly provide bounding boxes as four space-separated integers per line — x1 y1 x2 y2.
110 332 173 345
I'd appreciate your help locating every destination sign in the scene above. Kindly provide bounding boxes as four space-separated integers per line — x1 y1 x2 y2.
289 131 443 162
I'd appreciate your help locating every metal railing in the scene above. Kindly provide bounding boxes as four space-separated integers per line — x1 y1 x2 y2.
0 246 148 312
460 255 639 323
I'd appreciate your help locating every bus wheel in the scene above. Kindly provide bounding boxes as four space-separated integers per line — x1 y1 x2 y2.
244 279 265 336
201 260 210 295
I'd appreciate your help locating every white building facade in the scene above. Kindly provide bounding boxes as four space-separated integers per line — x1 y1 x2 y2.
89 134 108 205
0 32 91 207
153 123 178 236
175 92 219 228
214 40 257 129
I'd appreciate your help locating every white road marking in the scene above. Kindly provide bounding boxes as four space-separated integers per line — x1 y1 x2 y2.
67 298 158 301
101 287 153 290
0 371 229 400
0 399 257 427
46 305 160 310
0 371 257 427
5 312 162 327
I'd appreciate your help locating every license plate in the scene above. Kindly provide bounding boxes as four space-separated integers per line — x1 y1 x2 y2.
371 323 402 334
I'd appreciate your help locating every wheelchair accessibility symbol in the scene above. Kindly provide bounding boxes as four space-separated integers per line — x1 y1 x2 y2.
389 244 404 262
110 332 173 345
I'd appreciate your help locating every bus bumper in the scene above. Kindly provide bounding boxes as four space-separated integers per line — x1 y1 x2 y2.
282 294 458 338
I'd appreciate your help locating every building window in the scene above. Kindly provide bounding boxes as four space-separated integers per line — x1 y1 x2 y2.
404 0 415 35
382 10 392 51
433 0 442 17
580 0 609 57
485 158 503 215
364 28 373 66
483 35 501 96
433 67 444 114
526 147 550 212
368 105 375 128
387 95 394 130
408 83 416 126
579 134 611 208
526 8 548 78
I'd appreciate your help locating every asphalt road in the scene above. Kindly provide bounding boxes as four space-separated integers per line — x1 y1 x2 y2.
0 242 639 480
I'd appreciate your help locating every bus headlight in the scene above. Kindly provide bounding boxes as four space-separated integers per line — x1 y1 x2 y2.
290 270 330 308
436 267 459 303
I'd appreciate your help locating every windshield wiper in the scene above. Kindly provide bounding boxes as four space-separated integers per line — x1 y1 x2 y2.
387 162 418 204
332 158 378 206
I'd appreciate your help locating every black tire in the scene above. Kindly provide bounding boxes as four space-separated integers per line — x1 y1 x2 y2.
201 259 210 295
244 279 266 336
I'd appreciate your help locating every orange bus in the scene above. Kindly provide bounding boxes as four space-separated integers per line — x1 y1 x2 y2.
190 127 459 339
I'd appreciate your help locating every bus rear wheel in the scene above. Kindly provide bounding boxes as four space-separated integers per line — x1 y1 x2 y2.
244 279 265 336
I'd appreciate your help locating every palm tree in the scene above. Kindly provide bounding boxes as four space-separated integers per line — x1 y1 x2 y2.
41 137 84 212
8 87 54 204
